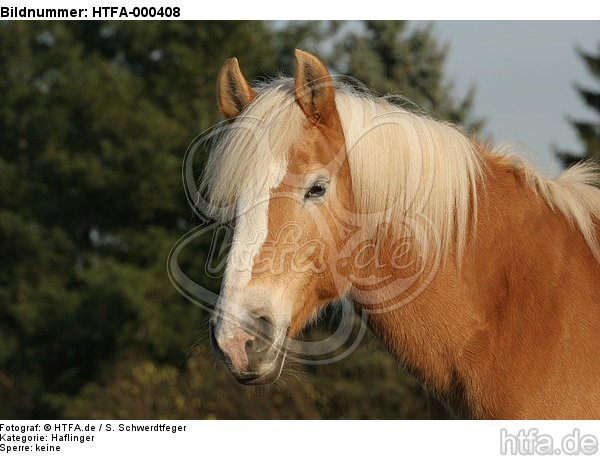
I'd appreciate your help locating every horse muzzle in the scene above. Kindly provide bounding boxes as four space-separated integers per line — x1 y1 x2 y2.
209 313 287 385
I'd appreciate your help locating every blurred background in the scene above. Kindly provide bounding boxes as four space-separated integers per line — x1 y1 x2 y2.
0 21 598 419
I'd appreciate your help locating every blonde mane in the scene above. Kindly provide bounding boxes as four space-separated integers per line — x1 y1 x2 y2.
200 77 600 260
199 79 304 221
334 87 482 258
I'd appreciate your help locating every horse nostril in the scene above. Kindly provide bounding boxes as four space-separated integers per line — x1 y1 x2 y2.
251 315 275 354
245 337 255 354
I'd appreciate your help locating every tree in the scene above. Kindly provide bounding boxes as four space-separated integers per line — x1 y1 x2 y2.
0 21 285 418
555 44 600 168
331 21 484 134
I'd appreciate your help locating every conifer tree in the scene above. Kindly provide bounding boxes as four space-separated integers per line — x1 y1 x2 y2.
332 21 484 133
556 45 600 167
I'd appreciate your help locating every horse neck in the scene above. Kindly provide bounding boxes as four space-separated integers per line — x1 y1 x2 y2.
348 149 599 418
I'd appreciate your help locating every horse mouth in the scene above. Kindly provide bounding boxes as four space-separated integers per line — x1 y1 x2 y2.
232 356 285 385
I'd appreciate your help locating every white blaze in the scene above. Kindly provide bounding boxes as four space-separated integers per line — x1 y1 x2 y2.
214 162 287 341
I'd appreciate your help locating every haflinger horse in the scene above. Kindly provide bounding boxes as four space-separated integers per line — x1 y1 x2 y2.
202 50 600 419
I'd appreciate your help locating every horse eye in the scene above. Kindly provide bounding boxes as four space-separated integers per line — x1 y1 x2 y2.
305 183 327 199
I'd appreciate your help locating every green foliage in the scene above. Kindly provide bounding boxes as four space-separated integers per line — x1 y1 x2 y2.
0 21 479 419
63 336 448 420
556 44 600 167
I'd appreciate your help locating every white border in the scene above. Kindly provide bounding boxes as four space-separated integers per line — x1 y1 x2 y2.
1 420 599 455
3 0 600 19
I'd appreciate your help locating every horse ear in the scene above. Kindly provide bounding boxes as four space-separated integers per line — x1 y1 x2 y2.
217 57 256 119
294 49 338 126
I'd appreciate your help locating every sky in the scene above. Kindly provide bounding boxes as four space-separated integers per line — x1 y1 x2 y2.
430 21 598 176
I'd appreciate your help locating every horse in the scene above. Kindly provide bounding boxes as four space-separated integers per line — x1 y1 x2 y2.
201 49 600 419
